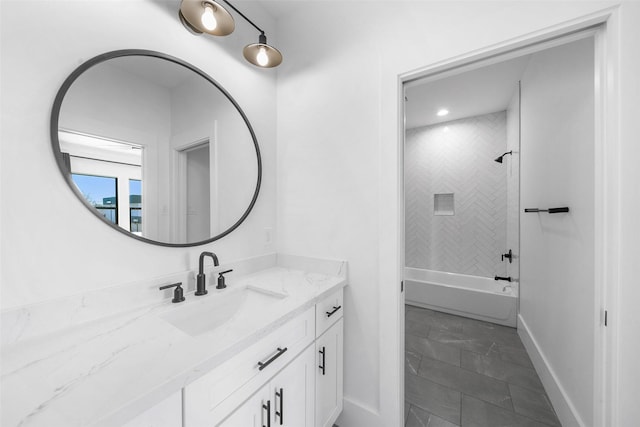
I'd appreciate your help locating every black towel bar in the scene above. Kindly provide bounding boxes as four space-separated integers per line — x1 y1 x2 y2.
524 207 569 214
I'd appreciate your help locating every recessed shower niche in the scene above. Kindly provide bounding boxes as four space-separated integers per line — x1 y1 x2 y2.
433 193 454 216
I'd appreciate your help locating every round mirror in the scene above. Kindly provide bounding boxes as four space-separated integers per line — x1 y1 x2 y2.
51 50 261 247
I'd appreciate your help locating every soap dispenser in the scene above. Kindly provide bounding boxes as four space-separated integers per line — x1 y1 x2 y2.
216 269 233 289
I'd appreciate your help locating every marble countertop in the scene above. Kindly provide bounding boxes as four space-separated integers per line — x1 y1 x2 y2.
1 264 347 427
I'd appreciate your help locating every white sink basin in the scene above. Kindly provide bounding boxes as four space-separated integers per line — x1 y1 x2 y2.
160 286 287 337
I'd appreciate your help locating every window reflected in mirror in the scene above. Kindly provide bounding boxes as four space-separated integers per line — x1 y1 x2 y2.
71 174 118 224
64 130 143 233
129 179 142 235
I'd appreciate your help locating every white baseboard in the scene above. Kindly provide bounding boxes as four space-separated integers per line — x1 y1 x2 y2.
335 397 382 427
517 314 586 427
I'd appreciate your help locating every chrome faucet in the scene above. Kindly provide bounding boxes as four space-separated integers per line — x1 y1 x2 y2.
196 251 219 296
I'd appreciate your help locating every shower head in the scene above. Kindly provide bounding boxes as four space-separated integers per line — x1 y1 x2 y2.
494 151 513 163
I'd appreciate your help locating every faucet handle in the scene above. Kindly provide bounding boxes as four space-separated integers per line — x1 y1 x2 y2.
159 282 186 303
216 269 233 289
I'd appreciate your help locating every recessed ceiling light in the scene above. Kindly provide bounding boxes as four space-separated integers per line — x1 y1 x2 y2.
437 109 449 117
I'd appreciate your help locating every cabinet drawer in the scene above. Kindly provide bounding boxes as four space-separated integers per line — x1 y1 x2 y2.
316 288 344 337
184 306 315 426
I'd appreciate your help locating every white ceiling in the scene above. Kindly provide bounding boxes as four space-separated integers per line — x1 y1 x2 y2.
404 55 531 129
248 0 307 20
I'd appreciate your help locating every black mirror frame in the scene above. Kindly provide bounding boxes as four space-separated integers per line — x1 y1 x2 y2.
50 49 262 247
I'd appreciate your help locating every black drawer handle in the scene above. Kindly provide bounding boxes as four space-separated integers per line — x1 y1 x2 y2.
275 388 284 425
326 305 342 317
262 400 271 427
319 346 326 375
258 347 288 371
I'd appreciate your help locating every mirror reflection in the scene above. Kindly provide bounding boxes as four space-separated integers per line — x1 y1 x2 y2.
54 52 261 246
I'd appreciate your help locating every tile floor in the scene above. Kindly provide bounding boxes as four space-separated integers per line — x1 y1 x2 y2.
405 305 562 427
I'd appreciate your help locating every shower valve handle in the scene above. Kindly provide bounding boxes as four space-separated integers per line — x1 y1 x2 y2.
501 249 513 263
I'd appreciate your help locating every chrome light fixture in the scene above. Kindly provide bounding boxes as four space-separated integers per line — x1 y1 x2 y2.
179 0 283 68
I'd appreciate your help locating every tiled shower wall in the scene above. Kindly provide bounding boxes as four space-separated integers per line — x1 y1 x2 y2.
405 111 508 278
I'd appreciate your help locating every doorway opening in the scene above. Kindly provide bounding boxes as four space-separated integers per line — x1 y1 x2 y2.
184 142 211 242
400 27 610 427
174 138 219 243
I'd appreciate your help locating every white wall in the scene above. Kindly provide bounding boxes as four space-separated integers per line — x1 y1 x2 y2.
275 1 639 426
519 36 595 427
0 0 278 309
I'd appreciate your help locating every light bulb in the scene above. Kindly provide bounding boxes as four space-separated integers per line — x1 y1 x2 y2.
201 3 217 31
256 47 269 66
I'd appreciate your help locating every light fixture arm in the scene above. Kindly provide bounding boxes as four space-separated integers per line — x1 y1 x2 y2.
218 0 265 35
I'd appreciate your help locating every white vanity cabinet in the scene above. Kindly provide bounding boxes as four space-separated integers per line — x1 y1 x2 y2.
121 391 182 427
183 306 316 426
315 289 344 427
220 344 315 427
316 319 344 427
183 288 344 427
216 383 270 427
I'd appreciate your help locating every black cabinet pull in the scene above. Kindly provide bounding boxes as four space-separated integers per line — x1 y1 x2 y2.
258 347 288 371
275 388 284 425
262 400 271 427
319 346 326 375
326 305 342 317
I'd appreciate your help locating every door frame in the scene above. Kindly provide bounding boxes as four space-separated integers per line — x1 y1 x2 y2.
393 7 620 427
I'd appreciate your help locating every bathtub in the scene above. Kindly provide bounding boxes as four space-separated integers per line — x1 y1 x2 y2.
404 268 517 327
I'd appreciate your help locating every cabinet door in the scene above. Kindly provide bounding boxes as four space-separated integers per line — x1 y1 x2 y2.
122 391 182 427
270 344 315 427
219 384 270 427
315 318 344 427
